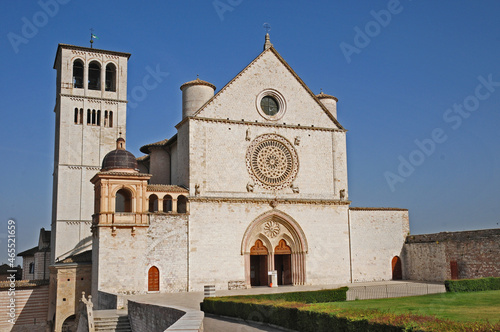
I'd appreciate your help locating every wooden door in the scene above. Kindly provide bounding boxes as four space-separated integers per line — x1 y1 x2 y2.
148 266 160 291
392 256 402 280
250 240 268 286
450 261 458 280
275 239 292 285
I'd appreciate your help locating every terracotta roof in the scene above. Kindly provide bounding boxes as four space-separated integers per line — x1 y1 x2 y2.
139 138 169 154
94 171 151 177
0 279 49 290
180 78 216 90
191 47 345 130
136 155 150 162
316 92 338 102
147 184 189 193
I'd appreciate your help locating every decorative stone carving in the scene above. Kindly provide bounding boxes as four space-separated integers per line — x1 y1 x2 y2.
263 221 280 238
246 128 251 141
195 184 200 196
246 182 254 192
246 134 299 190
340 189 346 201
294 136 301 145
270 199 279 208
291 184 299 193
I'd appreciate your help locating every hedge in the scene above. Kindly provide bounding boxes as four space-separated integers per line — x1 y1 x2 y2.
203 295 500 331
445 277 500 292
202 300 402 332
239 287 348 303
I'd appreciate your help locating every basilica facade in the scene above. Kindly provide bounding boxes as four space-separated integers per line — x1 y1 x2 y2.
89 35 409 300
48 35 409 329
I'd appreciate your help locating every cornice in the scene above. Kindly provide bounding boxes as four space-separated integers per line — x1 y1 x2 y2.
60 93 128 104
189 196 351 206
176 116 346 133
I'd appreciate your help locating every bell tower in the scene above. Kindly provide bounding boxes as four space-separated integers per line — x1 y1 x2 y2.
51 44 131 262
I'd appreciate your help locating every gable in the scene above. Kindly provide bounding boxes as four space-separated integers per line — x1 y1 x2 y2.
194 48 342 129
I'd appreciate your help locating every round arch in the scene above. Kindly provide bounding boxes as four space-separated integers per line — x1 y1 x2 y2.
111 185 137 198
61 314 76 332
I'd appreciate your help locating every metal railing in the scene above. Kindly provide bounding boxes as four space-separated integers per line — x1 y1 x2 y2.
347 282 446 301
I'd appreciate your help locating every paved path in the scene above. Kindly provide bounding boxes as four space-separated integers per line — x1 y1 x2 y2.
127 281 445 331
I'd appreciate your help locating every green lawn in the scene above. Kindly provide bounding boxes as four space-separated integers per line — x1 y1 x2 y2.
315 290 500 323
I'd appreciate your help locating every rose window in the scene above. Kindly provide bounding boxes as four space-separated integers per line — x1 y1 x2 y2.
246 134 298 190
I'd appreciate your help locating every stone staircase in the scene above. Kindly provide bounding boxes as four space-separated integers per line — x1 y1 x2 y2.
93 310 131 332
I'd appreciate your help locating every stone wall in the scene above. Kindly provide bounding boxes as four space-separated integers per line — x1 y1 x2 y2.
21 257 34 281
49 263 92 332
349 208 410 282
33 251 50 280
188 200 352 291
0 283 49 332
94 214 188 298
128 300 203 332
187 117 347 201
402 229 500 281
52 44 129 263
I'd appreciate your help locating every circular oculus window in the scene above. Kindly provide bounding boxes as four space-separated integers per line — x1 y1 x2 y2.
246 134 298 190
256 89 286 120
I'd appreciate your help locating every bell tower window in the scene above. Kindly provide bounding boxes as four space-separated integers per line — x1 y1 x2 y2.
72 60 84 88
105 63 116 92
88 61 101 90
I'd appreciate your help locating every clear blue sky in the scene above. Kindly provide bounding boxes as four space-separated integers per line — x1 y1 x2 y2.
1 1 499 265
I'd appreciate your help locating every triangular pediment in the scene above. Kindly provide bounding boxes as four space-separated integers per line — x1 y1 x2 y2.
193 47 343 130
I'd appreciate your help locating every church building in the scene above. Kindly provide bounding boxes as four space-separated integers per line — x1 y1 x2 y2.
89 34 409 299
48 34 409 329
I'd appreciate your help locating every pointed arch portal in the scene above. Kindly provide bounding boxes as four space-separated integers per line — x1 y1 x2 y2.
242 210 308 287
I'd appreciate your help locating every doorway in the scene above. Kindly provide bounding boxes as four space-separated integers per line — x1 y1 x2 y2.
274 239 292 285
392 256 402 280
250 239 268 286
148 266 160 292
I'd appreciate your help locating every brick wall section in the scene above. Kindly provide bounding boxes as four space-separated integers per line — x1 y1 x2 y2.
0 284 49 332
403 229 500 281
